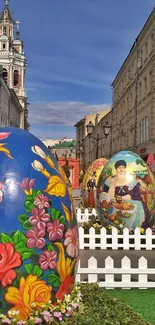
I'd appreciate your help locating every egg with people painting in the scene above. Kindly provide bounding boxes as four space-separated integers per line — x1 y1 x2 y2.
0 127 78 320
81 158 108 208
96 150 155 230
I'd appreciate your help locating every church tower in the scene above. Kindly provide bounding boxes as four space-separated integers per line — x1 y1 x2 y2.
0 0 28 129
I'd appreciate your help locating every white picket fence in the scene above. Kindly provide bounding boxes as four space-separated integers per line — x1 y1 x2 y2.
76 208 97 223
78 227 155 250
76 256 155 288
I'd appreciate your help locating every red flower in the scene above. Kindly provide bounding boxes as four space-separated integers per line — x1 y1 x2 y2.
0 243 22 287
55 275 74 301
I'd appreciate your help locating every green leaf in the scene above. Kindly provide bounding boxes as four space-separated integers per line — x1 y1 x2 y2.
50 207 56 221
18 214 28 224
48 244 55 252
47 273 61 288
36 190 42 196
59 216 65 225
25 201 34 211
33 265 43 277
13 230 26 245
22 219 34 230
1 233 13 244
24 264 34 274
15 240 26 250
22 251 35 261
56 210 61 219
25 195 33 202
17 247 35 254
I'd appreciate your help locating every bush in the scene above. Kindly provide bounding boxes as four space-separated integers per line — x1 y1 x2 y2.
75 283 151 325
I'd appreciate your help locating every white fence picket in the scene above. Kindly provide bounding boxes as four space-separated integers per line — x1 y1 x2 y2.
105 256 114 288
121 256 131 285
88 256 98 283
100 227 107 249
146 228 152 250
138 257 148 288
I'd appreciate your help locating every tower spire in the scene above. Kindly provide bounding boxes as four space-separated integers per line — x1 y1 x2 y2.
5 0 9 7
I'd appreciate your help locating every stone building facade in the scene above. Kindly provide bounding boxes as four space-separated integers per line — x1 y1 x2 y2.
0 76 21 127
111 8 155 161
76 7 155 170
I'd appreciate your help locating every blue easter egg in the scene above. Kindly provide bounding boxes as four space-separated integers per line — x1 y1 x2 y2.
0 127 79 320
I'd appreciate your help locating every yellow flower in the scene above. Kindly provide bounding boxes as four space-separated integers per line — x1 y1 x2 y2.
55 242 76 282
45 175 66 197
5 275 52 320
140 227 145 234
61 305 66 313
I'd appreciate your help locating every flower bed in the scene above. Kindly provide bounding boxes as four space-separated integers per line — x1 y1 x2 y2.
0 283 150 325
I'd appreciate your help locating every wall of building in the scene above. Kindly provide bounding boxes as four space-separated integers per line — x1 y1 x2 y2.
76 8 155 169
58 157 80 189
0 77 21 127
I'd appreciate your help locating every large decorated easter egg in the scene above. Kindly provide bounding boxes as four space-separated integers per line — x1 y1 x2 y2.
97 150 155 229
0 127 78 320
81 158 108 208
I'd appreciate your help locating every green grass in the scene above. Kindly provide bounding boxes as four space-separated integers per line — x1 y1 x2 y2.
104 289 155 324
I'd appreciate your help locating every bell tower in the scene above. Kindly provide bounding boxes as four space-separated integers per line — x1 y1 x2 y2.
0 0 28 129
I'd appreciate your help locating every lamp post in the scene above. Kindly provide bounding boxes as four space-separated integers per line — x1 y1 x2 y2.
86 121 112 159
69 142 76 157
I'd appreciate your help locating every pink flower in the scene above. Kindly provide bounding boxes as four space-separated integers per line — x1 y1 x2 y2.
152 209 155 214
2 319 11 324
16 178 35 194
66 307 72 317
29 207 50 229
53 312 62 321
34 193 50 209
26 226 45 249
64 226 79 258
39 250 57 270
34 318 42 324
42 311 53 322
47 220 64 241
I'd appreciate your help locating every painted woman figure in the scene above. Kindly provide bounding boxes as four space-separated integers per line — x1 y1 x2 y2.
87 172 97 208
103 160 150 228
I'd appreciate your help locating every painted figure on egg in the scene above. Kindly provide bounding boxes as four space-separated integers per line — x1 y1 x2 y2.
97 151 155 229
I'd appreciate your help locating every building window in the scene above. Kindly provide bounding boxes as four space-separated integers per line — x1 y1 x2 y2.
3 43 6 49
14 70 19 87
144 77 147 96
2 68 7 84
140 117 149 143
145 42 148 60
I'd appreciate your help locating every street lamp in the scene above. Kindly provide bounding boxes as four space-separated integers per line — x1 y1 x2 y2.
69 142 76 153
86 121 112 159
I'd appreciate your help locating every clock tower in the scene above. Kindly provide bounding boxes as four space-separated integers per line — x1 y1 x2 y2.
0 0 28 129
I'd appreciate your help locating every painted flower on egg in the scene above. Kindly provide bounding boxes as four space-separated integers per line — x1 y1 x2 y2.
0 127 79 320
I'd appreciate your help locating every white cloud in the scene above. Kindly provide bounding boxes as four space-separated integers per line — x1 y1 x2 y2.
29 101 111 126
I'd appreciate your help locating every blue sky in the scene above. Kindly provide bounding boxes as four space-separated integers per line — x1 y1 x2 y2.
7 0 155 140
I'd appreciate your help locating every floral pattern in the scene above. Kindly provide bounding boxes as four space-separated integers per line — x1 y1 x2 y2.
0 243 22 287
5 275 52 320
64 227 79 258
0 139 79 324
47 220 65 241
39 250 57 270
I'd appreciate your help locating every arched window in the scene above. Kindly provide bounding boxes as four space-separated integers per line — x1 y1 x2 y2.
14 70 19 87
140 117 149 143
2 68 7 84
